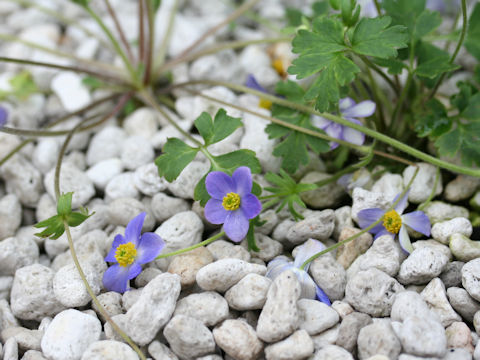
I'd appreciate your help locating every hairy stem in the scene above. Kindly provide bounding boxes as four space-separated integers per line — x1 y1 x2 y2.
143 0 158 85
154 0 180 72
156 232 225 259
104 0 135 63
139 0 146 64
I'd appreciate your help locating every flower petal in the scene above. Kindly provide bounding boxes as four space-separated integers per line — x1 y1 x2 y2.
204 199 228 224
292 268 317 299
325 122 343 139
398 224 414 254
393 191 409 214
342 100 376 118
105 234 128 262
339 97 356 111
245 74 268 93
266 256 293 280
0 107 7 127
136 232 165 265
103 264 131 293
240 193 261 219
293 239 326 270
374 229 394 239
232 166 253 196
206 171 234 200
402 211 431 236
223 210 249 242
315 284 332 306
125 212 146 245
311 115 331 129
341 127 365 146
357 208 386 234
127 263 142 280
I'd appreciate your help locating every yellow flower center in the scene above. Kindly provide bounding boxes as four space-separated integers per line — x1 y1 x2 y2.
222 192 241 211
383 210 402 234
258 98 272 110
272 58 286 76
115 242 137 267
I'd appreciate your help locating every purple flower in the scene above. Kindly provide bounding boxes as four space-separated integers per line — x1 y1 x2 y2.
311 97 375 149
103 212 164 293
357 191 431 254
204 166 261 242
0 106 7 128
266 239 331 305
245 74 273 110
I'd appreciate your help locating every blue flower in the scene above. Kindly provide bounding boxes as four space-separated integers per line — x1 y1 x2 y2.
103 212 164 293
357 191 431 254
0 106 7 128
266 239 331 305
245 74 273 110
311 97 375 149
205 166 262 242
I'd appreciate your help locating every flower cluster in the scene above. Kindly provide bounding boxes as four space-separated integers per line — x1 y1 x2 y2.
204 166 261 242
311 97 375 149
103 212 164 293
357 191 431 253
267 239 331 305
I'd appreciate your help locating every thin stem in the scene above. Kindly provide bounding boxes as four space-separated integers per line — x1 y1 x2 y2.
85 6 139 85
104 0 135 63
359 56 399 95
154 0 180 72
156 37 291 75
173 79 480 178
417 167 440 211
428 0 467 100
300 166 420 269
373 0 381 14
139 0 146 64
175 0 261 60
0 57 126 84
143 0 159 85
364 65 385 132
156 232 225 259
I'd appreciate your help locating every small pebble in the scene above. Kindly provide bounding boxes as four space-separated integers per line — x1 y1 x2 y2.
213 319 263 360
264 330 314 360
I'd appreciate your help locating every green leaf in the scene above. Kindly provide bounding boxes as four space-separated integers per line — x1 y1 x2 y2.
0 71 39 101
194 109 242 146
435 128 461 157
194 174 209 207
435 122 480 167
213 150 262 174
461 93 480 121
415 57 460 78
66 211 91 227
415 42 454 86
34 215 65 240
373 57 407 75
465 3 480 61
414 99 452 137
246 218 261 252
57 192 73 216
382 0 426 36
351 17 408 58
71 0 90 7
413 10 442 39
82 76 103 91
155 138 199 182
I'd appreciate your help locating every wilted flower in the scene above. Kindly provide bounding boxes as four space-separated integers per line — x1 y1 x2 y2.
205 166 261 242
357 191 431 254
266 239 331 305
0 106 7 128
103 212 164 293
311 97 375 149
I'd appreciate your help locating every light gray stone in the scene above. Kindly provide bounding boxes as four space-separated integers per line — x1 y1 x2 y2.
196 259 266 292
10 264 65 321
148 340 178 360
133 163 168 197
167 247 213 288
394 316 446 357
1 326 42 352
150 193 189 223
403 163 443 204
257 270 301 343
286 210 335 244
463 259 480 302
0 236 39 275
86 158 123 190
224 273 271 311
391 291 438 323
105 172 139 201
345 268 404 317
107 197 154 230
155 211 204 253
311 345 354 360
331 301 354 320
440 261 464 288
445 322 474 354
163 315 215 360
120 136 154 170
51 72 90 112
91 292 123 322
3 337 18 360
244 234 283 262
21 350 49 360
371 173 404 202
134 267 162 288
80 340 139 360
431 218 473 245
0 195 21 240
357 321 401 360
207 240 251 262
421 278 461 327
174 291 228 327
123 273 181 346
351 187 390 223
336 312 372 353
265 330 314 360
333 206 354 239
213 319 263 360
309 253 346 301
86 126 126 166
412 240 452 261
297 299 339 335
41 309 101 360
398 247 449 285
167 161 209 200
445 175 480 202
300 172 345 208
123 107 159 139
447 287 480 323
336 226 373 269
423 201 469 224
451 233 480 262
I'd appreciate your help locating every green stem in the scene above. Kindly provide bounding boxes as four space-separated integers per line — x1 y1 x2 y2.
85 6 139 85
417 167 440 211
173 80 480 177
156 232 225 259
0 56 126 84
139 0 146 64
300 166 420 269
104 0 135 63
364 65 386 132
359 55 399 95
154 0 180 72
373 0 381 14
428 0 467 100
143 0 158 85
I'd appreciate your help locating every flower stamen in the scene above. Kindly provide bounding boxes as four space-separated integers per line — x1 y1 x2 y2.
383 210 402 234
222 192 241 211
115 242 137 267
